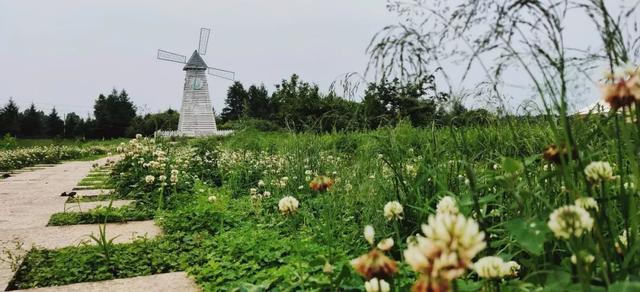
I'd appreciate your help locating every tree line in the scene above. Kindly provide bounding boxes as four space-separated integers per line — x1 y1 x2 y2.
0 89 178 139
219 74 495 132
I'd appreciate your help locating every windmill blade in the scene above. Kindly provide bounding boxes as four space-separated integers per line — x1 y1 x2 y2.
198 28 211 55
208 67 235 81
157 49 187 63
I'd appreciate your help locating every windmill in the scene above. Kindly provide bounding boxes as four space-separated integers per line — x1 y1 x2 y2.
157 27 235 136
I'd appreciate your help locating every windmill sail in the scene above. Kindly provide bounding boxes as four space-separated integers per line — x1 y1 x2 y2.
208 67 235 81
198 28 211 55
157 50 187 63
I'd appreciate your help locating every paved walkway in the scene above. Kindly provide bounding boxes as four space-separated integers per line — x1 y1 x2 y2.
13 272 199 292
0 158 195 292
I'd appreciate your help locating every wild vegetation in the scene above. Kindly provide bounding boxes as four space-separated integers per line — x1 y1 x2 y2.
4 0 640 291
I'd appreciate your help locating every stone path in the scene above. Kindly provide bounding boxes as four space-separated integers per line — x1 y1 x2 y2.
0 157 196 291
13 272 200 292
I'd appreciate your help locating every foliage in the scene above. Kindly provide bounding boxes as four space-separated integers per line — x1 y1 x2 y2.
93 89 137 139
47 204 155 226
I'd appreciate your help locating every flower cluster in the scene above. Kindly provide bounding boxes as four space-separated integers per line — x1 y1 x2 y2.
309 175 334 192
403 197 486 291
548 205 594 239
473 256 520 279
351 226 398 281
584 161 615 183
602 66 640 110
278 196 299 214
383 201 404 221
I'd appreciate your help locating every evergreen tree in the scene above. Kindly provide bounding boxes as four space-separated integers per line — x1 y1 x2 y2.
45 108 64 137
93 89 137 138
63 112 82 138
0 98 20 136
19 103 45 137
221 81 248 122
246 84 271 120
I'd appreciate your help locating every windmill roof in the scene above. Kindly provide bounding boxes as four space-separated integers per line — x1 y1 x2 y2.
183 50 208 70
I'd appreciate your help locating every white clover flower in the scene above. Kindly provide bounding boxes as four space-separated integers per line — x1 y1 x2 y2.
548 205 594 239
258 180 265 187
377 238 394 251
135 134 143 139
208 195 217 203
158 175 167 182
584 161 615 183
364 278 390 292
383 201 404 221
420 213 486 265
575 197 599 212
145 175 155 184
263 191 271 198
278 196 299 215
436 196 459 215
474 256 520 279
571 252 595 265
364 225 375 245
250 188 258 195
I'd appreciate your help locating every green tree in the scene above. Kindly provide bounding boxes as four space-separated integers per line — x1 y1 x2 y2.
246 84 272 120
0 98 20 136
19 103 45 137
221 81 249 122
45 108 64 137
63 112 83 138
94 89 137 138
271 74 322 131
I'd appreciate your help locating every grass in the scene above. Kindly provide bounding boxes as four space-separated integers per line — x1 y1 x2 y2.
48 204 154 226
10 116 640 291
6 239 180 291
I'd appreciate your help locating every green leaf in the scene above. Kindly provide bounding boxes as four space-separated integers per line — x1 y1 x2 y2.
609 280 640 292
502 157 524 174
505 217 549 255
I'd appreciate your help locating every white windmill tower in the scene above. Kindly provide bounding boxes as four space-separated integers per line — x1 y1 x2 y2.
157 28 235 137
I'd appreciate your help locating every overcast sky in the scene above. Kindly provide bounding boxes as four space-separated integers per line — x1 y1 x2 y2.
1 1 627 117
0 0 397 116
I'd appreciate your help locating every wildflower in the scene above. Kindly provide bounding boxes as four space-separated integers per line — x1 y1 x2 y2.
543 144 578 164
421 213 486 265
364 278 390 292
250 188 258 195
364 225 375 245
278 196 299 214
145 175 155 184
158 175 167 182
322 261 334 274
136 133 143 139
616 230 628 254
309 175 334 191
584 161 615 183
474 256 520 279
208 195 217 203
548 205 594 239
436 196 459 215
377 238 394 251
575 197 599 212
263 191 271 198
170 174 178 184
383 201 404 221
351 249 398 280
571 252 595 265
601 69 640 110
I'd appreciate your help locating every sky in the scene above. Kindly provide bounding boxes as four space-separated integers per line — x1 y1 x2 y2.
0 1 627 118
0 0 397 117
